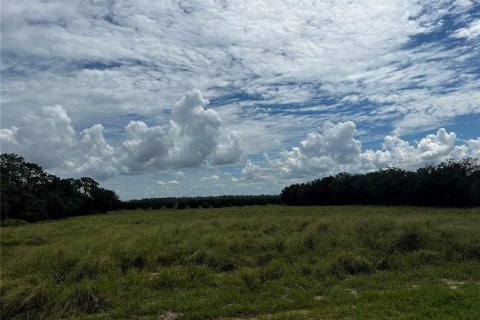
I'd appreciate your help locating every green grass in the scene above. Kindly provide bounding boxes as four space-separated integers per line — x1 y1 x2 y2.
1 205 480 319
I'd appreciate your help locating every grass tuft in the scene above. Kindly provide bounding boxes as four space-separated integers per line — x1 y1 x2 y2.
59 287 108 316
330 254 373 277
0 284 51 319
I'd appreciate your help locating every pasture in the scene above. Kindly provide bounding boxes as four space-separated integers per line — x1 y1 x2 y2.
1 205 480 319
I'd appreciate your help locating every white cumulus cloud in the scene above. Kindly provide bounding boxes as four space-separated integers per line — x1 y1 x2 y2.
120 89 242 172
242 122 480 182
0 105 117 179
1 90 242 179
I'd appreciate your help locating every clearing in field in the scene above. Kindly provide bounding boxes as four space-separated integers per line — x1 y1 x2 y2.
1 205 480 319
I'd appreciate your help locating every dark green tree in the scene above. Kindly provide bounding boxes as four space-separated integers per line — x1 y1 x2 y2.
1 153 120 222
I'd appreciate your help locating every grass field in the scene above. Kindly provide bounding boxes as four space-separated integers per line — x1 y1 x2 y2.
1 205 480 319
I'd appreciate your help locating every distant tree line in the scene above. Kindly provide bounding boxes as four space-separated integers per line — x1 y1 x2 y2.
1 153 120 222
0 153 281 222
281 158 480 207
120 194 281 210
3 153 478 223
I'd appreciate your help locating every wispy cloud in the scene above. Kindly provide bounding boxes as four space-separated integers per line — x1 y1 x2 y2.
1 0 479 197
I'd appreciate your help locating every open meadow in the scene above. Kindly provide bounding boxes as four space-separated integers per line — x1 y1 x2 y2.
1 205 480 319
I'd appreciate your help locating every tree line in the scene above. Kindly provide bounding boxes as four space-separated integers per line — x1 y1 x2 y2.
0 153 280 222
2 153 479 223
281 158 480 207
121 194 281 210
1 153 120 222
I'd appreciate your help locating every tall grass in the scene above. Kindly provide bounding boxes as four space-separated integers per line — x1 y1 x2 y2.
1 205 480 319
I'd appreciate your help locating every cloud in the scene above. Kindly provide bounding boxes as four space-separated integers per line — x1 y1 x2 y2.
121 89 242 172
1 1 479 198
212 131 243 165
0 127 18 145
0 105 117 179
242 159 270 181
454 19 480 39
169 90 223 167
156 180 179 186
1 0 478 148
274 122 362 178
468 138 480 154
62 124 119 179
121 120 171 172
242 121 480 181
1 90 242 178
175 171 186 179
200 175 220 181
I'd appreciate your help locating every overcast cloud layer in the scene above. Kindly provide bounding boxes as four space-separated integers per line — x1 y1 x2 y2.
1 0 479 198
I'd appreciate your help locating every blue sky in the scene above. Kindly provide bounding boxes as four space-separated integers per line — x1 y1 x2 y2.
1 0 479 199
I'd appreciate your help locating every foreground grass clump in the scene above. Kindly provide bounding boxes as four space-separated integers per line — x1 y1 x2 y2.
1 205 480 319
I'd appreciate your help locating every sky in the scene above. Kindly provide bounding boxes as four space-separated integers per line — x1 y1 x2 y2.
1 0 479 200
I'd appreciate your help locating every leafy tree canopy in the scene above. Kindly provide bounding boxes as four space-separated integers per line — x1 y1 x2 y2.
1 153 119 222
